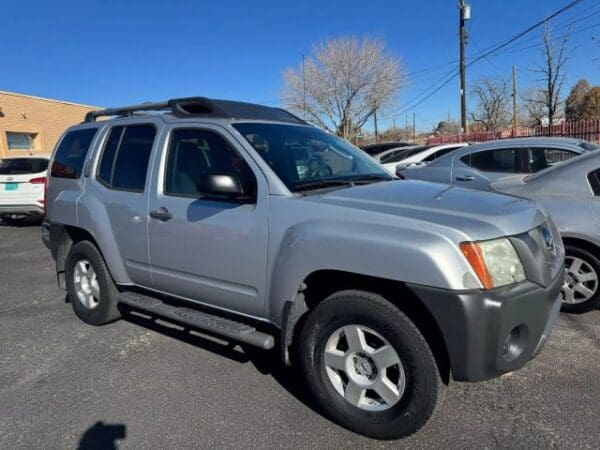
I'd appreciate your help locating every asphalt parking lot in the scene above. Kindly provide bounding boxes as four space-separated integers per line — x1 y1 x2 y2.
1 224 599 449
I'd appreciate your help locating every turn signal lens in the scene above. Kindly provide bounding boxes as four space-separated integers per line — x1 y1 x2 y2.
460 242 494 289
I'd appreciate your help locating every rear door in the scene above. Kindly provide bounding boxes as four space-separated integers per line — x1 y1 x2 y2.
83 121 159 287
453 148 521 189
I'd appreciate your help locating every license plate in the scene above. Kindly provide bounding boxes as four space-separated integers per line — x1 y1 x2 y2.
4 183 18 191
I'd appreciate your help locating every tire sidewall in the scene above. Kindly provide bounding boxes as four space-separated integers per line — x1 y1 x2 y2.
65 241 118 325
300 292 441 439
562 245 600 313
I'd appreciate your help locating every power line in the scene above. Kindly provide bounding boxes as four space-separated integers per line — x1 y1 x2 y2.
389 0 586 119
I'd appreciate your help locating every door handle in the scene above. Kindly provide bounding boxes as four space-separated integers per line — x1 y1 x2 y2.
456 175 475 181
149 207 172 221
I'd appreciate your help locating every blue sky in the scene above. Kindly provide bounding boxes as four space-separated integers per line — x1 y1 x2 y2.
2 0 599 131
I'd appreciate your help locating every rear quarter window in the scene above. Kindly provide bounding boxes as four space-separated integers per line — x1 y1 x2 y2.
51 128 99 179
588 169 600 196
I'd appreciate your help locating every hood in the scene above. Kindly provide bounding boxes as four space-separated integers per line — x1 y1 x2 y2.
306 180 546 241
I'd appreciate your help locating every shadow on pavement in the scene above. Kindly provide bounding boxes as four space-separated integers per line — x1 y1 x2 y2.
77 421 126 450
122 309 322 416
561 311 600 346
0 216 43 227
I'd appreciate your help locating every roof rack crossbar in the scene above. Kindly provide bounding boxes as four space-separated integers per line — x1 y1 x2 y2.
84 100 172 122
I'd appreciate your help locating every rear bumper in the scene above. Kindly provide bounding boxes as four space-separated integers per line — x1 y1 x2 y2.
408 273 564 382
0 204 44 218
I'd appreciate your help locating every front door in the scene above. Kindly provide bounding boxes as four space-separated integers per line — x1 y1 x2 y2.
147 125 269 317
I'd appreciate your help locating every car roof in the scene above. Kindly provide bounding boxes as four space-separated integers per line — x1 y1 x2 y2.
465 137 590 150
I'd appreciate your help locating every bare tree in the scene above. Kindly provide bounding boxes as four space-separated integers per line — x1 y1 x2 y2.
525 25 571 126
282 37 405 140
468 77 513 131
520 87 546 126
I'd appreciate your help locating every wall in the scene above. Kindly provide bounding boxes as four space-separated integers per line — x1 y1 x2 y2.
0 91 99 158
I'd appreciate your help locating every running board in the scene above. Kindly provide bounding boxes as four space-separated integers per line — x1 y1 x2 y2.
117 292 275 350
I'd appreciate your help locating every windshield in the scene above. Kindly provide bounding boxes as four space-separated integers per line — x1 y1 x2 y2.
0 158 48 175
233 123 392 192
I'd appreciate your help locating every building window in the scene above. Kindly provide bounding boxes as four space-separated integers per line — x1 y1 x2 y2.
7 132 37 150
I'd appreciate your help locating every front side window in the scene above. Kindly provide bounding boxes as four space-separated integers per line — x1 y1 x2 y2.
6 132 36 150
97 125 156 192
165 129 256 199
233 123 391 193
423 146 460 162
461 149 518 173
0 158 48 174
51 128 98 179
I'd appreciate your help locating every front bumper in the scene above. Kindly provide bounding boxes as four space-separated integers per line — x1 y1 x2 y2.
408 273 563 382
0 204 44 218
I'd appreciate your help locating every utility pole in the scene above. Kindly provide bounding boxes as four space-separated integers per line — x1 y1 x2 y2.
512 65 519 132
459 1 471 134
373 106 378 142
412 113 416 142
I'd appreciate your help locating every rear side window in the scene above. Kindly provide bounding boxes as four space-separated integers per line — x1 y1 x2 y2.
51 128 98 179
422 146 460 162
0 158 48 174
97 125 156 192
461 149 518 173
526 147 576 172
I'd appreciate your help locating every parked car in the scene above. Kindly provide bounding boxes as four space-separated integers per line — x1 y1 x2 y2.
0 156 49 225
399 137 597 189
359 141 412 156
492 151 600 313
42 97 564 439
383 142 469 173
376 145 433 173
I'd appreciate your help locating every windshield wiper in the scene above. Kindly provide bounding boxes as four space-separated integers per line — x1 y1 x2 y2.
293 179 354 193
345 174 393 184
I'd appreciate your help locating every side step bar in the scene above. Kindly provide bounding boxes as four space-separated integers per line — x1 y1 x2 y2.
118 292 275 350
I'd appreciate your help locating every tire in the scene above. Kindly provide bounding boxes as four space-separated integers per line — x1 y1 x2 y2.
1 217 23 226
561 245 600 314
65 240 121 325
298 290 445 440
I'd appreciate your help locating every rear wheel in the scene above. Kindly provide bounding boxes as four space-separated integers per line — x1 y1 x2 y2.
65 241 121 325
561 245 600 313
298 290 445 439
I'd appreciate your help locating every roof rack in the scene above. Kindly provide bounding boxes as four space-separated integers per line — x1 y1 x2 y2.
84 96 307 125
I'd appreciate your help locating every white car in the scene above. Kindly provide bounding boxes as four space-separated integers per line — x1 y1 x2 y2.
381 143 468 174
0 156 49 224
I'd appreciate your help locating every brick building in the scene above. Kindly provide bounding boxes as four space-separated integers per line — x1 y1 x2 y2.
0 91 99 158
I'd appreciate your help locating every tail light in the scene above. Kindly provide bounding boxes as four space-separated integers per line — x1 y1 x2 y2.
29 177 48 214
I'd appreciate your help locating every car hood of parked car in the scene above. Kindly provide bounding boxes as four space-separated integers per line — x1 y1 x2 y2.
306 179 546 241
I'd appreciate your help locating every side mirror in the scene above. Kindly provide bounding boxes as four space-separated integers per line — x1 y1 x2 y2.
199 173 245 200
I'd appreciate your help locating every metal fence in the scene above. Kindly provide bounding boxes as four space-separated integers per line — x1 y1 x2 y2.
426 119 600 145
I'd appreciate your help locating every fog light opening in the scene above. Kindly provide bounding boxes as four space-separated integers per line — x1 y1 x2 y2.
501 325 528 363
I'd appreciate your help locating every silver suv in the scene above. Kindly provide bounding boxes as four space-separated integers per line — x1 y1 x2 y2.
42 97 564 439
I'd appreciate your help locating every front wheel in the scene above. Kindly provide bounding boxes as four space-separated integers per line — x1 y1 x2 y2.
561 245 600 313
298 290 445 439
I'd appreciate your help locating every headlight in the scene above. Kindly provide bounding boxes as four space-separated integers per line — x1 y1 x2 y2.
460 238 526 290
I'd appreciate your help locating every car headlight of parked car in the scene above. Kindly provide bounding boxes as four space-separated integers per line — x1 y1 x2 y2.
460 238 526 289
